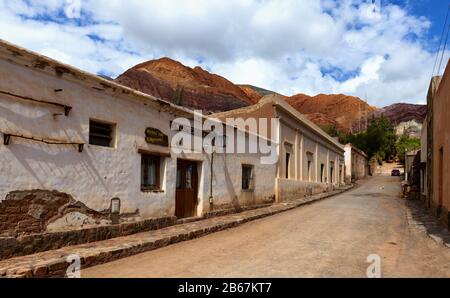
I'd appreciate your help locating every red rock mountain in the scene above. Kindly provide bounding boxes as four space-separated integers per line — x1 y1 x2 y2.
284 93 377 133
373 103 427 125
115 58 425 133
115 58 254 112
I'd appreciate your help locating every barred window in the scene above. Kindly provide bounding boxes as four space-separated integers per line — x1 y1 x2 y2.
141 155 161 191
89 120 114 147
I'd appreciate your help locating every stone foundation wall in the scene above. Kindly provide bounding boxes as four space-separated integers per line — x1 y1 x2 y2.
0 216 177 260
0 190 113 237
0 189 179 260
0 190 72 236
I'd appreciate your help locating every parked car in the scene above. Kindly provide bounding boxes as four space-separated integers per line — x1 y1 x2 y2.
391 169 401 176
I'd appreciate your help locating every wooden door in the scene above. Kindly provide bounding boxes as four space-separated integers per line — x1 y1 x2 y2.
176 160 198 218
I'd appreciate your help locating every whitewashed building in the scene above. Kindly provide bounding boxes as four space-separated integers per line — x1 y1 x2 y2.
344 144 369 183
0 40 344 234
0 40 277 233
212 96 346 202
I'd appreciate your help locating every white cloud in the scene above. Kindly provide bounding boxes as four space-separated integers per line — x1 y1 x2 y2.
0 0 446 107
337 55 385 94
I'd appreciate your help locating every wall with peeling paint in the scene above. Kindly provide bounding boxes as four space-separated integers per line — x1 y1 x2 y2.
0 57 181 220
0 42 278 231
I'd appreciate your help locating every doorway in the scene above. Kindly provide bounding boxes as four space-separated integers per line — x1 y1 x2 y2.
176 160 199 218
330 165 334 184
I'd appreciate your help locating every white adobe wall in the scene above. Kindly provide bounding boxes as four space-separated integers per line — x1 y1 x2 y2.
344 145 352 183
0 58 182 219
0 55 278 225
344 145 368 182
211 153 277 208
302 136 317 181
317 144 328 182
276 112 345 202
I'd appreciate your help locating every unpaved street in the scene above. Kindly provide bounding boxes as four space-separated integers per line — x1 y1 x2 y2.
83 174 450 278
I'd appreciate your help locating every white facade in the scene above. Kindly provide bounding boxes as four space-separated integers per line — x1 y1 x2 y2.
212 96 346 202
344 144 369 183
0 40 275 230
0 40 345 232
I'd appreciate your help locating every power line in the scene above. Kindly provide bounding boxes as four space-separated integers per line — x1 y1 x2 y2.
438 20 450 74
432 4 450 76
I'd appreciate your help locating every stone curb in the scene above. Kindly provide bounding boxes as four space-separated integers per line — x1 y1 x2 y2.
0 185 354 278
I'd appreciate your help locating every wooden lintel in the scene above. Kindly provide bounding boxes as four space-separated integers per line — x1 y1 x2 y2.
138 148 171 158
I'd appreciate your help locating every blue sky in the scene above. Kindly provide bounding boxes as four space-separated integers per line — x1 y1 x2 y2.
0 0 448 107
397 0 446 37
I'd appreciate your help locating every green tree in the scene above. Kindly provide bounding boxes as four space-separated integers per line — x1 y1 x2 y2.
346 115 397 163
321 116 415 164
395 136 421 163
320 124 349 144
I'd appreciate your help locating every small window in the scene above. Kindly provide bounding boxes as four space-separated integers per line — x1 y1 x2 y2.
89 120 114 147
141 155 161 191
242 165 254 191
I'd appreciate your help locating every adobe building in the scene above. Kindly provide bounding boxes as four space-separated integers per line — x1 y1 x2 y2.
344 144 368 183
212 95 346 202
0 39 277 239
428 60 450 230
405 150 419 182
420 116 427 202
426 75 441 210
0 38 349 244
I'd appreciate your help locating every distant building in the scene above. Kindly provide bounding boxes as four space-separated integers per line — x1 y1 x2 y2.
344 144 368 183
405 150 419 182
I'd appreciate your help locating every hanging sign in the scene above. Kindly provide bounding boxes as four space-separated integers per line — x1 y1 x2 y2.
145 127 169 147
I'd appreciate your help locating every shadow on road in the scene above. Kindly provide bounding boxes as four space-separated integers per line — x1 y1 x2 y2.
405 199 450 247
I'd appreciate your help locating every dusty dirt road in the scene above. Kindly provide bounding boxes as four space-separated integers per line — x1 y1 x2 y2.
83 173 450 278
